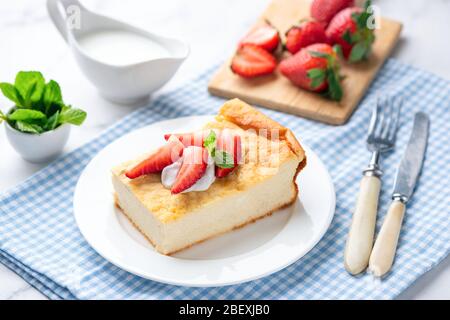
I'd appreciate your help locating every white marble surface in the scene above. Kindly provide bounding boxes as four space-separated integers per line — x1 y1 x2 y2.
0 0 449 300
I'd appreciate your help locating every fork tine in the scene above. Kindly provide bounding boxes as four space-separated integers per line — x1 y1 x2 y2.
374 96 386 138
381 96 393 139
388 96 402 142
367 100 379 137
366 94 402 153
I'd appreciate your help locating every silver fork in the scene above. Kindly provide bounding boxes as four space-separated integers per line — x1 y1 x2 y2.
344 95 402 275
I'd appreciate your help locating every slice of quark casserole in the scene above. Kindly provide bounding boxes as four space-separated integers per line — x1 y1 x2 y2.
112 98 306 255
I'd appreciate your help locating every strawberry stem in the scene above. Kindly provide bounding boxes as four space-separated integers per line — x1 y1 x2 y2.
307 50 343 101
345 0 375 63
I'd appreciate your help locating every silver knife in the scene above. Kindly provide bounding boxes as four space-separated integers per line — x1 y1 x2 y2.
369 112 430 277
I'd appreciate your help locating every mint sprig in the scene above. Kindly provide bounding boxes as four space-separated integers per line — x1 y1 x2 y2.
0 110 7 123
203 130 217 156
8 109 46 121
214 151 235 169
0 71 87 134
203 130 235 169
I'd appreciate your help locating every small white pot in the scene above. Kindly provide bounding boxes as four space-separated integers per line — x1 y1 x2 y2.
5 120 71 163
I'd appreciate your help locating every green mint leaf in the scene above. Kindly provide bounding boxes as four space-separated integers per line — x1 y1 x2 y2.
14 71 45 108
58 106 87 126
0 110 6 123
203 130 217 156
349 41 368 62
0 82 24 106
43 80 63 114
45 110 60 130
8 109 46 122
2 71 87 132
214 151 235 169
15 121 43 134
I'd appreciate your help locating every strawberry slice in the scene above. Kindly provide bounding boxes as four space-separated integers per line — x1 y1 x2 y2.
231 44 277 78
171 146 208 194
215 131 242 178
239 22 280 52
164 131 208 147
125 137 184 179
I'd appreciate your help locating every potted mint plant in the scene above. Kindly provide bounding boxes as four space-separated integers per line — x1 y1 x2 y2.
0 71 87 162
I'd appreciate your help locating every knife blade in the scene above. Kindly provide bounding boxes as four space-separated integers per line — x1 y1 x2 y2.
392 112 429 202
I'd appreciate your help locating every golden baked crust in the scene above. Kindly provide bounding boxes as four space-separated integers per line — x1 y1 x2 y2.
218 98 305 159
218 98 288 138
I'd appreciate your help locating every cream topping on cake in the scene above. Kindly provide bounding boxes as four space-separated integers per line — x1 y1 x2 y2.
161 153 216 192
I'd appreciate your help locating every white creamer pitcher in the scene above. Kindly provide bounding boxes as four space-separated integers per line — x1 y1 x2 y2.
47 0 189 104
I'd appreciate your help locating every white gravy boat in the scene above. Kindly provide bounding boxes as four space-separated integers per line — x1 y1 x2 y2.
47 0 189 104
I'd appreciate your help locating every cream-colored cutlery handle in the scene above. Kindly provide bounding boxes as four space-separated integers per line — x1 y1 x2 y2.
369 200 406 277
344 175 381 275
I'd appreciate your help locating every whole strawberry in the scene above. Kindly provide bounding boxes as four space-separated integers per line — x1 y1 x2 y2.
279 43 343 101
311 0 355 26
326 0 375 62
285 21 328 55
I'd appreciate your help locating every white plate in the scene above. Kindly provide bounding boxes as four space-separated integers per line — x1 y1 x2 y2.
74 116 335 287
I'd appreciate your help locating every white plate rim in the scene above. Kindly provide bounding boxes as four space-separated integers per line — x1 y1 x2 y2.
73 115 336 287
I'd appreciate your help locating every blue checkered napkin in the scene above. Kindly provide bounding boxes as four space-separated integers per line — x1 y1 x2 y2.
0 59 449 300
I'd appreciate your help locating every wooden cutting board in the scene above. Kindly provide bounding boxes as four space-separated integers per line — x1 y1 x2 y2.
208 0 402 125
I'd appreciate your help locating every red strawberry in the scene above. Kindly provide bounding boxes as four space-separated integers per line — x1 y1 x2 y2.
215 131 242 178
311 0 355 26
231 44 277 78
326 1 376 62
125 137 184 179
171 146 208 194
239 22 280 52
279 43 343 101
164 131 208 147
285 21 328 54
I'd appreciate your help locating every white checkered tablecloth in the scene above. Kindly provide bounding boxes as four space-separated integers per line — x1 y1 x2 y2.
0 59 449 300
